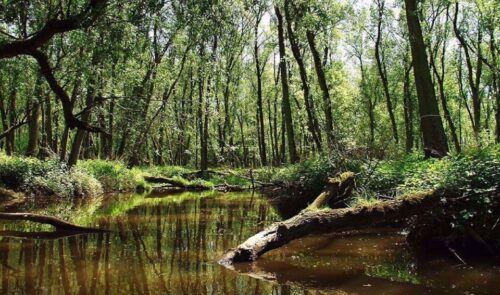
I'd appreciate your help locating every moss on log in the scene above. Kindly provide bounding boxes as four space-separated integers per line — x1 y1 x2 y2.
219 184 439 265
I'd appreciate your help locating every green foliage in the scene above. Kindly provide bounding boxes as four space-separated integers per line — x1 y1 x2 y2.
78 159 149 193
142 165 193 178
360 145 500 197
209 174 250 186
0 153 102 198
252 156 351 194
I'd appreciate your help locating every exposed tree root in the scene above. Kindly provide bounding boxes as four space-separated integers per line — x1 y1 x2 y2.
219 177 440 264
0 212 109 232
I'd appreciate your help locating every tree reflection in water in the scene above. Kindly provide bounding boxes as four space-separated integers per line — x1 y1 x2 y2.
0 192 498 294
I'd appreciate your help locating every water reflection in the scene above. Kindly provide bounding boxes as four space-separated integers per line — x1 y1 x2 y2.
0 192 498 294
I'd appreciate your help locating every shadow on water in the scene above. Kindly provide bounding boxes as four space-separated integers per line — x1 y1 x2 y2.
0 191 498 294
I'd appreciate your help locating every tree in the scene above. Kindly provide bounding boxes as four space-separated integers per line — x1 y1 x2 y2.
404 0 449 157
275 5 298 163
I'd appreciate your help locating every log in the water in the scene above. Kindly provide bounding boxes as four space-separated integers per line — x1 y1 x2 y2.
0 212 108 232
219 188 440 265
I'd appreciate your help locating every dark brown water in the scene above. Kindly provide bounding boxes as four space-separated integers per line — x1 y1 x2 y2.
0 191 498 294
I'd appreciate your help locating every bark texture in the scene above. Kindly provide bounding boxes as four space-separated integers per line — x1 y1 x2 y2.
405 0 449 157
219 188 439 264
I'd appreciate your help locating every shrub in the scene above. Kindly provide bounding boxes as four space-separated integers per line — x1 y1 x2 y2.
356 145 499 198
78 159 148 192
0 154 103 198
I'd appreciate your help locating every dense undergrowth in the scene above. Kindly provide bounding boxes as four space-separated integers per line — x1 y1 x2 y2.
0 155 149 198
1 145 498 205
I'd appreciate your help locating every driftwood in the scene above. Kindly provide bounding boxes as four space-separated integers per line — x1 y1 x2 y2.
0 212 108 232
219 172 440 264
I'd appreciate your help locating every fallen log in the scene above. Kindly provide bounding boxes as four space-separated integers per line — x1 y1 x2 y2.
0 212 109 232
219 189 440 265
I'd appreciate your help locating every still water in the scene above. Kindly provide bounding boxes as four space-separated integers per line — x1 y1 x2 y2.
0 191 498 294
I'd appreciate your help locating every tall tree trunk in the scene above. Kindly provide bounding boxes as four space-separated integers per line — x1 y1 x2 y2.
59 126 69 161
6 84 16 155
26 75 43 156
284 3 322 152
43 93 53 151
429 31 461 153
67 75 97 166
357 54 375 147
453 3 483 140
275 6 298 163
254 18 268 166
405 0 449 157
0 90 8 151
306 30 335 148
403 62 414 153
198 65 208 171
375 1 398 143
26 99 41 157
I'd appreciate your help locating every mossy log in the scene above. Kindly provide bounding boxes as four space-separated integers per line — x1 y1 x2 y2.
219 182 439 264
308 172 355 209
0 212 109 232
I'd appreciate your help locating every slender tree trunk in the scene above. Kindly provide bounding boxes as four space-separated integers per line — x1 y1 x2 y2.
430 45 461 153
405 0 449 157
198 66 208 171
254 19 268 166
6 85 16 155
26 75 43 156
403 62 414 153
306 30 335 148
67 75 96 166
358 55 375 147
284 3 322 152
375 1 398 143
0 89 8 151
453 3 483 140
26 99 41 157
276 6 298 163
43 93 53 151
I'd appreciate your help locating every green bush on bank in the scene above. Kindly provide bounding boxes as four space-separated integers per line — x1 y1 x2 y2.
77 159 149 193
0 153 102 198
358 145 499 198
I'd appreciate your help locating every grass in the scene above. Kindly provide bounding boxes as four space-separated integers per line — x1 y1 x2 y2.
78 159 150 193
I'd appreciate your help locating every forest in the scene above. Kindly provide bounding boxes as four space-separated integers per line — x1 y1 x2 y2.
0 0 499 294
